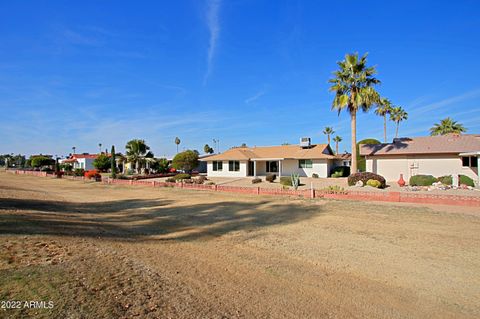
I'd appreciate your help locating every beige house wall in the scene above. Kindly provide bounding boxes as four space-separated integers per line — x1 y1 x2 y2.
365 154 478 182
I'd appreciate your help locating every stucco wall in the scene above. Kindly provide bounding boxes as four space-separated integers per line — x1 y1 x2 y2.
279 159 330 177
206 160 248 177
365 154 479 182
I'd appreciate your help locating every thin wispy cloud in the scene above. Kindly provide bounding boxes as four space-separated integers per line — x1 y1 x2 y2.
411 88 480 115
245 90 266 104
203 0 222 85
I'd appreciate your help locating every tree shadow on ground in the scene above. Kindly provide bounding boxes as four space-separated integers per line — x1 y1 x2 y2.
0 196 321 241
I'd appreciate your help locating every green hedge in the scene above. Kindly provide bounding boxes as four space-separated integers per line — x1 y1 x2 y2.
330 166 350 177
173 173 191 180
437 175 475 187
409 175 437 186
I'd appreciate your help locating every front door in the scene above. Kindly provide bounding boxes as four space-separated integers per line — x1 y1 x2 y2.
248 161 254 176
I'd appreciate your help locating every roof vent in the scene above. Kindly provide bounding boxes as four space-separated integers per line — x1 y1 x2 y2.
300 137 311 148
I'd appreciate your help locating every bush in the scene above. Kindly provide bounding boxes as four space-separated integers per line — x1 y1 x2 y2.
409 175 437 186
172 150 199 172
311 173 319 178
266 174 276 182
252 178 262 184
438 175 475 187
173 173 191 181
194 176 207 184
366 179 381 188
165 177 176 183
74 168 85 176
348 172 386 188
330 166 350 177
331 171 343 178
84 169 101 180
183 179 194 184
93 154 110 172
280 176 301 187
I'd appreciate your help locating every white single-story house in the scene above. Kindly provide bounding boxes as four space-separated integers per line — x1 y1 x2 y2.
360 134 480 185
61 154 98 170
201 139 345 178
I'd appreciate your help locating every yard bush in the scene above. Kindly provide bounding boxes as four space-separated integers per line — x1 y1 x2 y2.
366 179 381 188
251 178 262 184
173 173 191 181
84 169 101 180
348 172 386 188
311 173 319 178
437 175 475 187
165 177 176 183
330 166 350 177
74 168 85 176
266 174 276 182
280 176 301 187
194 176 207 184
409 175 437 186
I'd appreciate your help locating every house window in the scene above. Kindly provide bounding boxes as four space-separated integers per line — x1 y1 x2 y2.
471 156 478 168
213 161 223 171
229 161 240 171
299 159 313 168
462 157 470 167
266 161 278 173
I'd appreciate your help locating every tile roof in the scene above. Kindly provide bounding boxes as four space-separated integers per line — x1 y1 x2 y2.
359 134 480 156
200 144 336 161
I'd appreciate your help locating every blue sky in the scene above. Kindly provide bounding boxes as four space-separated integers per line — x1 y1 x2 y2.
1 0 480 157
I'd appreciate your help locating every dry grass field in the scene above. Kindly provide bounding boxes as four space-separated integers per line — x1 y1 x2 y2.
1 171 479 318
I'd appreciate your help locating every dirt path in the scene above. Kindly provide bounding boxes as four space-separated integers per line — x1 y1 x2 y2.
1 172 479 318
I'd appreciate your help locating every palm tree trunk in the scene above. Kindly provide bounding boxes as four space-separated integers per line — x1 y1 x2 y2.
136 160 139 174
383 115 387 143
351 112 357 174
335 142 339 155
395 122 399 138
328 135 331 145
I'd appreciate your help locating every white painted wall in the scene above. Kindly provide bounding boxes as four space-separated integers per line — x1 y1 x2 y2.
206 160 248 177
365 155 478 182
280 159 330 177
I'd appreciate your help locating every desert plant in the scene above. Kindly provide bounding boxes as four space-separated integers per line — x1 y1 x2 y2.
330 166 350 177
125 139 154 174
437 175 474 187
366 179 381 188
312 173 319 178
252 178 262 184
165 177 176 183
331 171 343 178
265 173 276 182
409 175 437 186
195 175 207 184
323 185 346 192
74 168 85 176
173 173 191 181
348 172 386 188
291 173 300 190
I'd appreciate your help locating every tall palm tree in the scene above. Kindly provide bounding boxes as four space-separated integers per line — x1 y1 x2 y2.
323 127 335 145
375 98 393 143
72 146 76 155
430 117 467 136
333 136 342 154
175 137 181 154
98 143 102 154
329 53 381 174
389 106 408 138
125 139 153 174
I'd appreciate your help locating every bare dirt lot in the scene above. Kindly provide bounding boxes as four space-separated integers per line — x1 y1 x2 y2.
1 172 479 318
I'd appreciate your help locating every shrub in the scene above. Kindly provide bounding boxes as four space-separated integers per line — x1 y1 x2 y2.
165 177 176 183
93 154 111 172
322 185 346 192
183 179 194 184
172 150 199 172
311 173 319 178
331 171 343 178
437 175 475 187
280 175 302 187
366 179 381 188
266 174 276 182
252 178 262 184
173 173 191 181
348 172 386 188
409 175 437 186
74 168 85 176
194 176 207 184
330 166 350 177
85 169 101 180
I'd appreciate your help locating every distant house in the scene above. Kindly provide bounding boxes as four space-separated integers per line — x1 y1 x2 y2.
200 138 344 178
359 134 479 184
61 154 98 170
